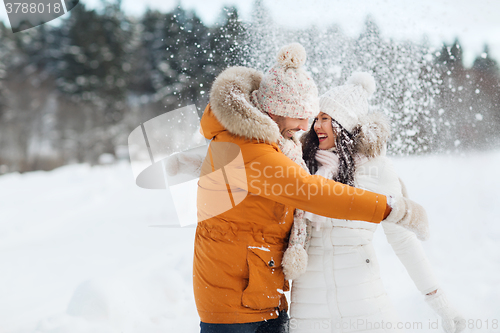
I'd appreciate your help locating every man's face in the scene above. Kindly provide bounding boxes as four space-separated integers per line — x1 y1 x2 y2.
269 114 309 139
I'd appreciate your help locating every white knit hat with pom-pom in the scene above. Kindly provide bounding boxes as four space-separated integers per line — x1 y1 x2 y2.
319 72 376 133
251 43 319 118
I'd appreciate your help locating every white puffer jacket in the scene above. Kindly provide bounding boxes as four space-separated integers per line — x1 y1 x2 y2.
290 149 439 333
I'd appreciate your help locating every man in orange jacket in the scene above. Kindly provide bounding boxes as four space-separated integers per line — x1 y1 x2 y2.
191 44 427 333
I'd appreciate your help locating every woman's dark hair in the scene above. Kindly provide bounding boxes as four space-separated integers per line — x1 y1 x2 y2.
301 118 358 186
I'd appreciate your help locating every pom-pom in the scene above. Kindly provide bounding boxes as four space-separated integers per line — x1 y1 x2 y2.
276 43 306 69
347 72 376 97
282 244 308 280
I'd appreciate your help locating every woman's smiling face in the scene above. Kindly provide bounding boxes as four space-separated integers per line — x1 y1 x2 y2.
314 112 337 150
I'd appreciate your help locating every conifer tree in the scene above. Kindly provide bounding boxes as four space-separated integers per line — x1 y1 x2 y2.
211 6 245 67
55 1 132 121
0 22 10 120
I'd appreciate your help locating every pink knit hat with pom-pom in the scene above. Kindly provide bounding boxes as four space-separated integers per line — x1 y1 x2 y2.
251 43 319 119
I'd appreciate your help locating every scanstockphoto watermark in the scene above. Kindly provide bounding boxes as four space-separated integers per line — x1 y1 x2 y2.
3 0 79 33
290 318 436 331
290 318 500 331
289 318 428 331
128 105 208 227
248 161 376 200
465 319 499 330
128 105 382 227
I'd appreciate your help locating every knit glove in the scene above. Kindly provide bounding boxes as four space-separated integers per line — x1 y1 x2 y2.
425 290 466 333
165 152 204 177
384 196 430 241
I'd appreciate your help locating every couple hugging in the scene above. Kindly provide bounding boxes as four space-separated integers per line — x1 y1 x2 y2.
168 43 465 333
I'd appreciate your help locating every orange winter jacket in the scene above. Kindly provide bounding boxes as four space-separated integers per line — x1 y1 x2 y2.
193 67 387 324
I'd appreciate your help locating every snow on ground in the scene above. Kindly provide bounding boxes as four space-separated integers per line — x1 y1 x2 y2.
373 150 500 332
0 151 499 333
0 162 198 333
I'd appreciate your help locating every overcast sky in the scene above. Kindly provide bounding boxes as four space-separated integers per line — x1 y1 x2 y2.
1 0 500 66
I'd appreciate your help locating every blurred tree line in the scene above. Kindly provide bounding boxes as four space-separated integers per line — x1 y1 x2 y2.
0 1 244 172
0 0 499 173
434 40 500 151
244 2 500 155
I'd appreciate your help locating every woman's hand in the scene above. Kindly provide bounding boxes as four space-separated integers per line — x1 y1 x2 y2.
425 289 466 333
383 196 430 241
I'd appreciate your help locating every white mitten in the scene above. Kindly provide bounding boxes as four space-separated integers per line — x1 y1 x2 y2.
165 152 204 177
425 289 466 333
384 196 430 241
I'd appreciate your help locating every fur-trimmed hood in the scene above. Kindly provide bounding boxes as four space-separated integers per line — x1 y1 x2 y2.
354 112 391 158
208 66 280 143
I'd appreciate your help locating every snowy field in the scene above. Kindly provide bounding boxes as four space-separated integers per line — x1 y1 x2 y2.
1 150 499 333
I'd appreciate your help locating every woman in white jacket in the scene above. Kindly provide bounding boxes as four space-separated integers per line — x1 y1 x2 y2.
284 73 465 333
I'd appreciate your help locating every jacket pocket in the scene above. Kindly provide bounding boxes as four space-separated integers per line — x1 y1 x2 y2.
241 245 286 310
